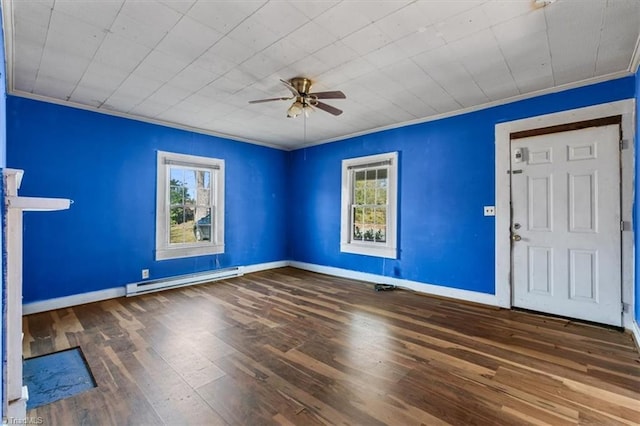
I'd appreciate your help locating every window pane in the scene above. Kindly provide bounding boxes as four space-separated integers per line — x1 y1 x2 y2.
375 226 386 242
170 168 184 183
364 180 375 204
170 184 185 205
194 207 211 240
196 171 211 205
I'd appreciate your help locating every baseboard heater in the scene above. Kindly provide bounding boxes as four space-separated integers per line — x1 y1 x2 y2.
125 267 244 297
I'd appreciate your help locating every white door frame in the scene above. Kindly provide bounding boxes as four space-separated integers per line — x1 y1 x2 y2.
495 99 636 328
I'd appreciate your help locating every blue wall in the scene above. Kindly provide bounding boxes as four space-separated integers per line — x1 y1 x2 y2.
635 68 640 325
7 98 289 303
289 77 636 295
0 2 7 416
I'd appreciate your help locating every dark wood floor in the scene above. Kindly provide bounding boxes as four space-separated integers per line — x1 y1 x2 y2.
23 267 640 425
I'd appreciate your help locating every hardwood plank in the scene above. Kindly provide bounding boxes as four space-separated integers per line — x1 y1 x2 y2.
22 267 640 425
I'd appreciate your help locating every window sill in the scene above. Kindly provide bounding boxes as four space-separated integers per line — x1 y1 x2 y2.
340 243 397 259
156 244 224 261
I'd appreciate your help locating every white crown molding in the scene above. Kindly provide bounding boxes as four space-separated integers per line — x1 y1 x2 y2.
297 70 634 149
8 90 289 151
629 34 640 73
8 68 633 153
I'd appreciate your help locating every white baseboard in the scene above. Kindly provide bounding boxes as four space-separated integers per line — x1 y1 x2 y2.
289 261 500 307
22 260 291 315
23 287 126 315
242 260 290 274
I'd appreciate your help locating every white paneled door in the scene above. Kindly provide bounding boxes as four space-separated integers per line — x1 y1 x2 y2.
511 124 621 326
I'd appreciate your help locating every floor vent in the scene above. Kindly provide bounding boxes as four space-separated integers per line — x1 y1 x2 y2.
125 267 244 297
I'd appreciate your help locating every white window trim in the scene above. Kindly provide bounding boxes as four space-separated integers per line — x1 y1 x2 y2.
340 151 398 259
155 151 225 261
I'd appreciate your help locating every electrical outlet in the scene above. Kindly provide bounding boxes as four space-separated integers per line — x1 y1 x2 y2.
484 206 495 216
142 269 149 279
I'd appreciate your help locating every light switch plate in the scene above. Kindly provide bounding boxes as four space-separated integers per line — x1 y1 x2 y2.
484 206 495 216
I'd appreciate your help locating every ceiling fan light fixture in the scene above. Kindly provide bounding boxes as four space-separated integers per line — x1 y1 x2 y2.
287 100 304 118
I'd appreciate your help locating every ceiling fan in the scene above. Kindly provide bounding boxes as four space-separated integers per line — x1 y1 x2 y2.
249 77 346 118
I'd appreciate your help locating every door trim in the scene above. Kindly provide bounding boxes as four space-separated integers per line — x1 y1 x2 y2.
494 99 636 328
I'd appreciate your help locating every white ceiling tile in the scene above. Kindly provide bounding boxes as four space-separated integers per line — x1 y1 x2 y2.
491 8 546 46
437 5 492 43
169 64 219 92
313 41 359 70
43 27 103 61
207 37 259 65
226 15 281 52
415 1 484 25
187 1 266 34
129 99 173 118
278 55 336 81
69 85 111 107
192 50 237 75
13 66 38 93
34 74 77 99
135 50 189 82
199 76 245 98
341 24 392 56
145 84 193 105
14 13 48 46
313 2 373 39
54 0 123 28
375 2 437 42
260 38 311 68
158 0 197 14
109 10 168 50
596 0 640 74
38 49 90 86
47 10 106 45
94 33 151 73
449 29 519 101
251 1 309 39
101 91 141 112
317 58 376 86
75 61 129 96
288 0 340 20
116 74 165 101
364 42 410 69
13 0 54 26
156 16 223 63
481 0 531 27
285 21 339 54
393 26 447 58
239 53 284 80
120 0 183 31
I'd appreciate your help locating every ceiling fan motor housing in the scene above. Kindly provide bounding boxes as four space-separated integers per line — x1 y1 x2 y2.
290 77 313 95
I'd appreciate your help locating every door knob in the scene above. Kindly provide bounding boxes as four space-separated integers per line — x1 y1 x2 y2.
512 234 522 241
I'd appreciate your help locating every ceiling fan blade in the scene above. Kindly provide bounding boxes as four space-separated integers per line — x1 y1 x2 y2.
309 90 346 100
279 79 300 97
248 97 293 104
314 101 343 116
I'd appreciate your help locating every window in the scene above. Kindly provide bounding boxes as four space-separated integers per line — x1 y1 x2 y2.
156 151 224 260
340 152 398 258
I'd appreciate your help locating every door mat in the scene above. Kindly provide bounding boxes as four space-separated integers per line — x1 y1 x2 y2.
23 347 96 410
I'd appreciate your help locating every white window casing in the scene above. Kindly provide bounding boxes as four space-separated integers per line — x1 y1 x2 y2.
155 151 225 260
340 151 398 259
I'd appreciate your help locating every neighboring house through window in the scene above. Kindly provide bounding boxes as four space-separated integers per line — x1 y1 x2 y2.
340 152 398 258
156 151 224 260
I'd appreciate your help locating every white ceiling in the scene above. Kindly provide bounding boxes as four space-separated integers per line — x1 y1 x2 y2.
4 0 639 150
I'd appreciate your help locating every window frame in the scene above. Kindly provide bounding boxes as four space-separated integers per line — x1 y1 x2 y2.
340 152 398 259
155 151 225 261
